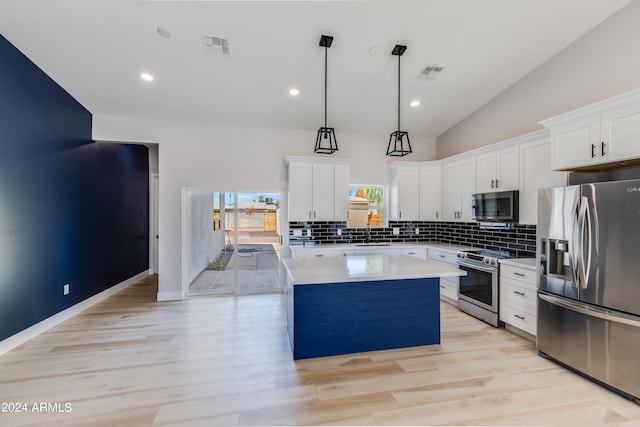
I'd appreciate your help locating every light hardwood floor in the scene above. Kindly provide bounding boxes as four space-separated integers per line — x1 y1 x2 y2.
2 275 640 426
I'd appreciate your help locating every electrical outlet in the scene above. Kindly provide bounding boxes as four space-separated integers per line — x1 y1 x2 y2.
337 228 342 236
415 227 420 234
393 227 400 235
63 284 70 295
305 229 312 236
293 229 302 237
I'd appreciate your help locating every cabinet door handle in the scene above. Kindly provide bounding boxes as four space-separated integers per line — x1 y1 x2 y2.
513 272 525 277
491 179 495 189
309 211 312 219
514 290 525 296
399 211 402 219
407 252 416 255
436 211 439 219
313 211 316 219
591 144 596 158
495 179 499 188
315 254 324 257
513 314 525 320
439 254 446 258
601 141 606 156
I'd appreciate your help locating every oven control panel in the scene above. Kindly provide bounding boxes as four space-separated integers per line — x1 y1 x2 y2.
457 251 502 267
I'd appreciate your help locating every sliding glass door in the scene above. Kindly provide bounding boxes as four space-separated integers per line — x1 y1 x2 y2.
186 189 282 296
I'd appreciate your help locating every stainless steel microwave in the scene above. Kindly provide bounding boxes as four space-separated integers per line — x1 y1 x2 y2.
471 190 519 222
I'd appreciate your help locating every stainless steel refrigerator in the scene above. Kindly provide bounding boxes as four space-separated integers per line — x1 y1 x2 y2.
537 180 640 403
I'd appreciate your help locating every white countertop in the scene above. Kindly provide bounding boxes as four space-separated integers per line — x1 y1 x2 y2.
499 258 537 270
283 254 466 285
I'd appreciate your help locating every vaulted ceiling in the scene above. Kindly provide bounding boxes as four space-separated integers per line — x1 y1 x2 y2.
0 0 631 138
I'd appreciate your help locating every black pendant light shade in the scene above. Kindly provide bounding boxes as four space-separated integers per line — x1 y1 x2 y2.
315 127 338 154
387 130 412 157
315 35 338 154
387 44 412 157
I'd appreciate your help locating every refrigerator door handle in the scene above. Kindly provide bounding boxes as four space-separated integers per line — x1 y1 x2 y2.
570 198 582 288
539 293 640 328
578 197 591 290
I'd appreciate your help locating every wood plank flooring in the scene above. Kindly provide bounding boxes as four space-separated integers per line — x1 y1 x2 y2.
1 274 640 426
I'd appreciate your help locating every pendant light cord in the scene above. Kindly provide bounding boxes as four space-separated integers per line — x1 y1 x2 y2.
325 45 328 134
397 53 401 132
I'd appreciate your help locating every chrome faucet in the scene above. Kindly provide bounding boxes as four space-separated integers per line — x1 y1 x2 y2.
365 225 371 243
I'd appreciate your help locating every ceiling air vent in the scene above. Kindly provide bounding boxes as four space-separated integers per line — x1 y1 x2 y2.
418 65 444 80
201 34 231 56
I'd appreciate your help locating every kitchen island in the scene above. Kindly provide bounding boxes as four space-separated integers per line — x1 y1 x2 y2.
283 254 466 359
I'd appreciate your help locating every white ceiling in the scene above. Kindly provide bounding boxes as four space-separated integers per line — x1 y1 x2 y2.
0 0 631 139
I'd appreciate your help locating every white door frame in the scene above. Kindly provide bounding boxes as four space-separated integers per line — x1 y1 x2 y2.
181 187 284 296
150 173 159 274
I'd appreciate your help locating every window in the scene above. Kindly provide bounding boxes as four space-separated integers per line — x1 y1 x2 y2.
348 185 384 227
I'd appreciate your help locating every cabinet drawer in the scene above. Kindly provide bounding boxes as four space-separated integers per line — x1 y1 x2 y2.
291 249 344 258
402 247 427 260
500 279 537 314
500 303 536 335
439 277 458 301
354 248 402 256
500 264 536 286
429 249 458 265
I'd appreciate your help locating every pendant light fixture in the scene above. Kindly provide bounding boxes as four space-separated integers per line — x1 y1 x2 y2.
314 34 338 154
386 44 412 157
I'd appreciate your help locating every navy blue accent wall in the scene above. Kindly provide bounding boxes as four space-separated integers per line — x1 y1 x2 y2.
0 35 149 341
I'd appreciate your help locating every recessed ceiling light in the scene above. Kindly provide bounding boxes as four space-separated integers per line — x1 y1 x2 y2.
140 73 154 82
410 100 420 107
157 26 171 38
289 88 300 96
369 45 381 55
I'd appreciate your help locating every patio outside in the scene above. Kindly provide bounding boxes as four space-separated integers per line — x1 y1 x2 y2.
189 193 282 295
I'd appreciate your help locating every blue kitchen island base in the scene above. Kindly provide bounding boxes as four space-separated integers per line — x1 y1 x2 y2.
287 277 441 360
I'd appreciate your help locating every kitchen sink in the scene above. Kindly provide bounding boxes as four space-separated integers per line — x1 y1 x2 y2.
354 243 392 247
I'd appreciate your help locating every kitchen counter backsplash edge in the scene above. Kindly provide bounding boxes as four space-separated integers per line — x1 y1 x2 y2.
289 220 536 259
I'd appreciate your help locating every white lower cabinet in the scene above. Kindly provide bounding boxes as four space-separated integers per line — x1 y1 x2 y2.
500 262 537 336
353 248 402 256
401 247 427 260
291 248 353 258
428 249 459 303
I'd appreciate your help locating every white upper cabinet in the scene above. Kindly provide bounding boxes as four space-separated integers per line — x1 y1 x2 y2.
389 166 420 221
419 164 442 221
518 136 567 225
286 157 350 222
476 147 519 192
311 162 335 221
288 161 314 221
459 158 477 222
442 157 476 222
540 89 640 171
388 162 442 221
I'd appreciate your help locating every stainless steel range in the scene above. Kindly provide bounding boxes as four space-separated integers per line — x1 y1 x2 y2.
456 249 513 327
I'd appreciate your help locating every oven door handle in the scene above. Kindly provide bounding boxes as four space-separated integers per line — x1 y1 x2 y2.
457 261 495 273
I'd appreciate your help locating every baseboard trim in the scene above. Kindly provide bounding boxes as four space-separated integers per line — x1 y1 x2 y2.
157 291 184 301
0 270 150 356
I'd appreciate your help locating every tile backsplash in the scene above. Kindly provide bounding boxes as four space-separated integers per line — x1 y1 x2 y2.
289 221 536 258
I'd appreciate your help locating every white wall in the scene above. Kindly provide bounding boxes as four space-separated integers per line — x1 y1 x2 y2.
92 115 436 300
188 191 224 283
437 0 640 158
